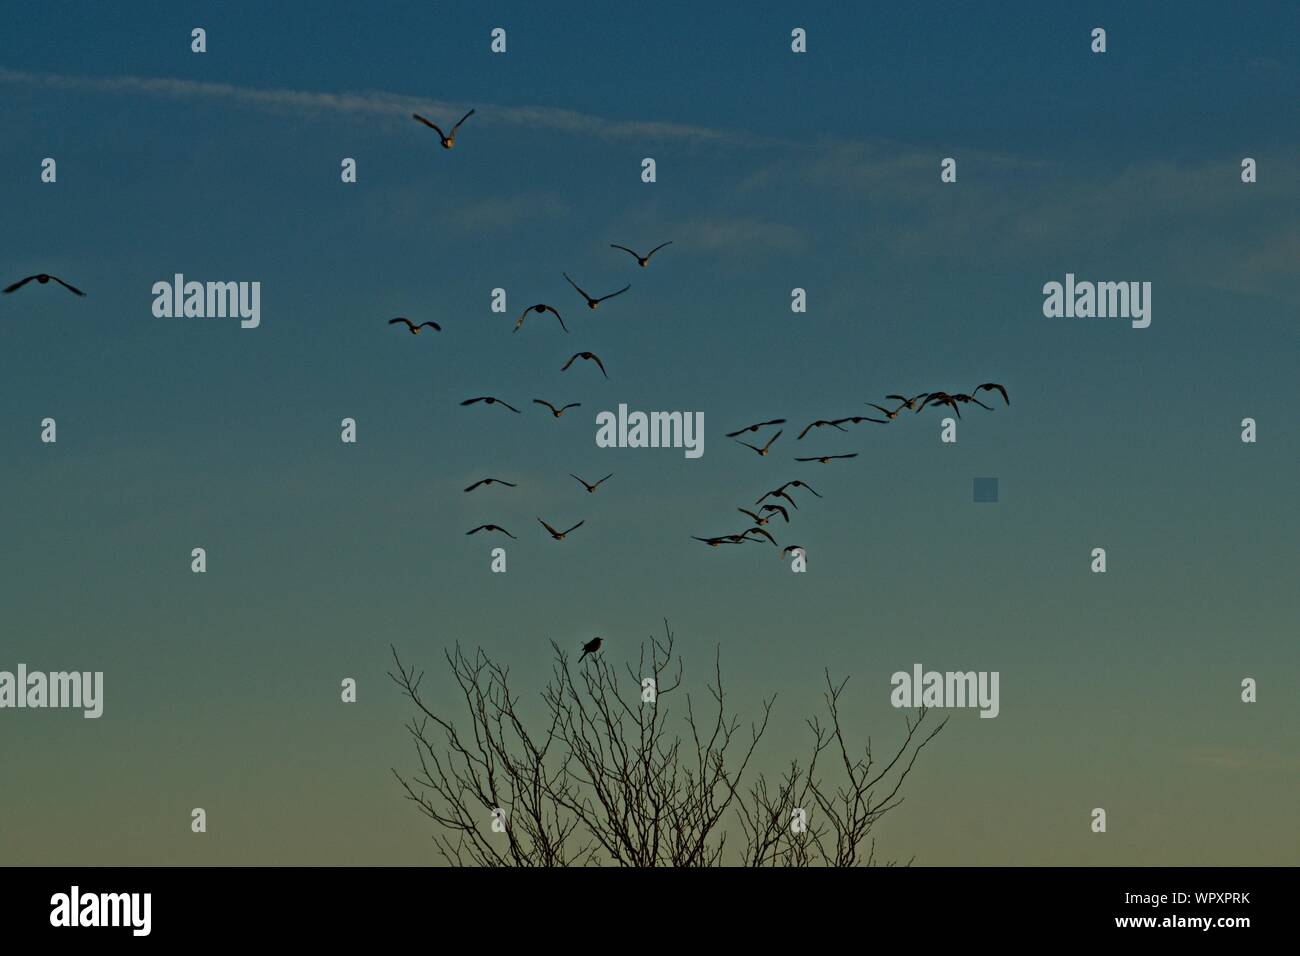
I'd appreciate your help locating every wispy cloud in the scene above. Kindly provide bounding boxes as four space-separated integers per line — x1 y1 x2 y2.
0 67 768 146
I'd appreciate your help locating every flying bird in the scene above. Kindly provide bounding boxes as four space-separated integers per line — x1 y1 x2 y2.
737 508 772 526
886 393 929 411
756 489 799 510
464 478 517 492
736 429 781 457
561 351 609 379
412 109 475 149
866 403 905 420
563 273 630 310
3 273 85 296
609 241 673 268
467 524 516 539
692 535 743 547
952 392 993 411
795 453 859 464
571 473 613 493
389 317 441 335
758 503 790 522
775 479 822 499
461 396 521 413
578 637 603 661
514 303 567 334
742 526 778 547
973 383 1010 406
796 420 847 440
726 419 786 438
832 415 888 427
534 399 581 417
919 392 960 417
538 518 585 541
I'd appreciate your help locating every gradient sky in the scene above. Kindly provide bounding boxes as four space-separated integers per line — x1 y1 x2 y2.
1 1 1297 866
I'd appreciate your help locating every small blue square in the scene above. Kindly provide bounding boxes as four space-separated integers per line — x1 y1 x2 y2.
973 477 999 503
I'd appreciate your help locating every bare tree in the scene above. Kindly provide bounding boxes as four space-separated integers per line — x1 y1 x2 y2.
389 621 945 866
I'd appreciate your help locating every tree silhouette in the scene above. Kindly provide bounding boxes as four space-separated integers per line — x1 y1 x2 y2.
389 621 945 866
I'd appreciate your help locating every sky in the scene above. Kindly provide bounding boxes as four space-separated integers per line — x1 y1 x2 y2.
1 1 1297 866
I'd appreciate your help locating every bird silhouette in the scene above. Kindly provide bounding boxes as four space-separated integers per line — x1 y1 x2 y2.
756 489 799 510
831 415 888 427
561 351 609 379
866 403 904 420
795 453 859 464
886 393 929 411
578 637 603 661
467 524 515 538
736 429 781 456
759 503 790 523
797 420 846 440
609 241 672 268
4 273 85 296
514 303 567 334
464 478 517 492
972 383 1010 406
737 507 772 526
389 317 441 335
563 273 630 310
538 518 585 541
742 526 779 547
952 392 993 410
571 473 613 493
693 535 743 547
775 479 822 499
725 419 786 438
412 109 475 149
461 396 521 413
919 392 960 417
534 399 581 417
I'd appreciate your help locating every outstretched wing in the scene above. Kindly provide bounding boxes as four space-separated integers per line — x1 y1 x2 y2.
561 353 579 371
418 321 441 331
589 354 608 379
595 284 631 304
2 275 38 294
610 244 640 260
51 276 86 296
561 521 585 536
646 241 673 258
412 113 446 137
389 317 416 330
534 399 557 413
562 272 590 300
538 518 560 536
451 108 476 133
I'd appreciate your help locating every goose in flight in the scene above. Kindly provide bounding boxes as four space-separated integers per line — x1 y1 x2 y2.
758 503 790 522
571 473 613 493
755 489 799 510
886 393 929 411
736 429 781 457
464 478 517 492
737 507 773 527
726 418 786 438
578 637 603 662
389 317 441 335
461 396 521 413
795 453 859 464
609 241 673 268
412 109 475 149
563 273 630 310
692 535 744 547
952 392 993 411
972 383 1010 406
831 415 888 427
3 273 85 296
796 419 847 440
919 392 960 417
742 526 778 547
467 524 516 539
514 303 567 334
534 399 581 417
538 518 585 541
561 351 609 379
775 479 822 499
866 403 905 421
